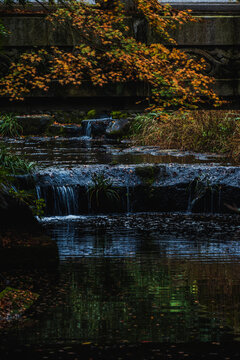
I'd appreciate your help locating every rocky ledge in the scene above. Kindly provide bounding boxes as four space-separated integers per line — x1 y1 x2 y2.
33 163 240 214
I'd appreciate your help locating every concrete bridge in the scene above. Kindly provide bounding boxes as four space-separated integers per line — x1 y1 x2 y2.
1 1 240 110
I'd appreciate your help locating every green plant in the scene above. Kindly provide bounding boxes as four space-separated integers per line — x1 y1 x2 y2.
0 21 8 38
0 113 23 137
9 188 46 217
0 144 42 217
0 146 35 174
188 174 219 210
88 172 120 208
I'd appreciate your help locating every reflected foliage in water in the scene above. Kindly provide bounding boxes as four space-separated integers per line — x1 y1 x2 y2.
1 138 228 168
5 215 240 346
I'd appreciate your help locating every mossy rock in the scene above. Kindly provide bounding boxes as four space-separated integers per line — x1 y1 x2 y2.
85 109 97 119
135 165 160 185
110 111 128 119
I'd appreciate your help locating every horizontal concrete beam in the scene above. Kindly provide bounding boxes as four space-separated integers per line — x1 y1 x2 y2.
1 14 240 47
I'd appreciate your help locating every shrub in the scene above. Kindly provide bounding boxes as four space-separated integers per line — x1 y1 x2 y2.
0 144 45 217
9 189 46 217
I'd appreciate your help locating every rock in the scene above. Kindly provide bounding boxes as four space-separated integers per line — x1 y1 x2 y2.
0 188 59 268
81 118 112 137
16 115 53 135
0 187 41 234
36 164 240 214
106 118 130 138
0 236 59 269
48 124 81 137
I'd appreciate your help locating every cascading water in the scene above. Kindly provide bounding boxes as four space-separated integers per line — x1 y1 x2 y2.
81 117 112 138
36 185 79 216
34 163 240 216
85 121 92 138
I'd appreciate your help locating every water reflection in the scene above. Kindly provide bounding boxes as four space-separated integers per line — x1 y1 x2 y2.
6 214 240 346
1 137 229 167
44 217 240 262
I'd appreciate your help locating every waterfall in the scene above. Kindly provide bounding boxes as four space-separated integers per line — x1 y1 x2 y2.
36 185 79 216
85 121 92 137
126 185 131 213
218 187 222 212
187 188 192 213
86 185 92 213
210 189 214 213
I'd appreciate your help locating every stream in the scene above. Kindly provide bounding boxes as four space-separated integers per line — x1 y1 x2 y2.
1 124 240 358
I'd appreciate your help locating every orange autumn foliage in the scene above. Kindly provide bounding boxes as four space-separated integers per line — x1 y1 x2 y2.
0 0 221 110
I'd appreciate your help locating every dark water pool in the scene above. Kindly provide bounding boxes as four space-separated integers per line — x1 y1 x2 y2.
1 137 230 167
2 213 240 356
1 133 240 359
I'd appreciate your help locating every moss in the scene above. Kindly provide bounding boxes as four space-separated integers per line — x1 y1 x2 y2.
110 111 128 119
86 109 97 119
135 165 160 186
110 160 119 166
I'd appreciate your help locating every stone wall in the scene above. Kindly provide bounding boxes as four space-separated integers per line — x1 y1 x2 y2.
1 2 240 108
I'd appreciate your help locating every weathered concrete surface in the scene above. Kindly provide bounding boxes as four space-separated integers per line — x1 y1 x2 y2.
1 15 240 47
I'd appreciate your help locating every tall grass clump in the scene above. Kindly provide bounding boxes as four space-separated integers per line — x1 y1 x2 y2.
0 113 22 137
129 110 240 159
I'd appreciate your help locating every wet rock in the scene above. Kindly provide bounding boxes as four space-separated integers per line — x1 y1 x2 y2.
48 124 81 137
16 115 53 135
105 118 131 138
35 164 240 214
81 118 112 137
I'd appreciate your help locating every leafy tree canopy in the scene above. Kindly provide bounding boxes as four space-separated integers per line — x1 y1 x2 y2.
0 0 221 110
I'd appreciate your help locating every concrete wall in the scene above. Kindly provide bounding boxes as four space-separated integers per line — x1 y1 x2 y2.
1 3 240 107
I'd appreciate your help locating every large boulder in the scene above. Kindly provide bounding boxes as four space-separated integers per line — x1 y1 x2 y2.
106 118 131 138
0 187 41 234
81 118 112 137
0 188 59 268
16 115 53 135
